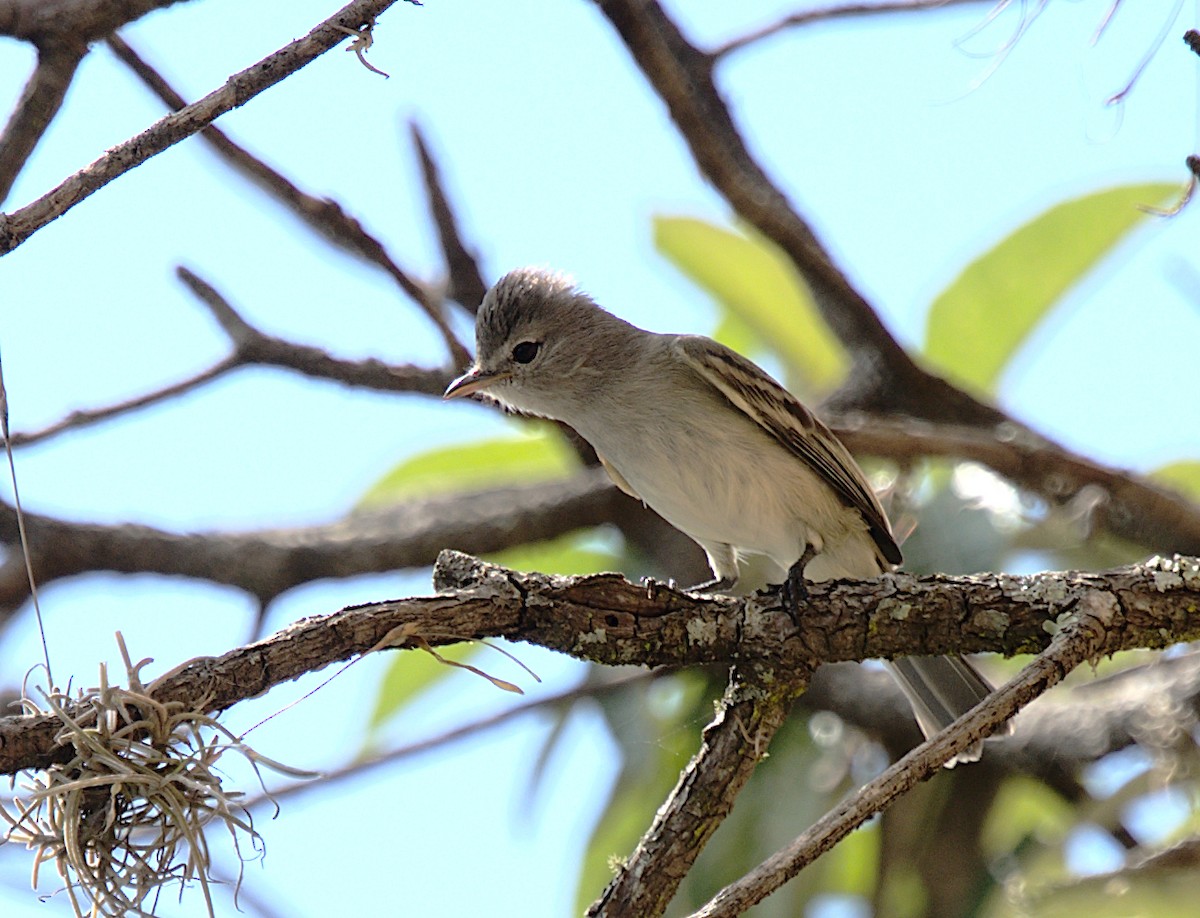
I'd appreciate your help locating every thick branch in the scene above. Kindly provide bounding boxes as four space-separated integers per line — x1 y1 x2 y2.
0 0 190 43
587 664 810 918
0 0 410 253
834 417 1200 555
0 470 620 615
595 0 1003 423
0 40 85 204
2 553 1193 775
689 589 1117 917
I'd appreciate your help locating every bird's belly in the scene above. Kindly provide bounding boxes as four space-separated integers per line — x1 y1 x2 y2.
597 424 828 566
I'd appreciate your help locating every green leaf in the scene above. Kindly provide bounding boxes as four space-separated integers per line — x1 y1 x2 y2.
365 642 479 734
357 425 578 507
925 183 1177 395
654 215 847 392
491 531 619 577
575 673 712 914
1153 460 1200 502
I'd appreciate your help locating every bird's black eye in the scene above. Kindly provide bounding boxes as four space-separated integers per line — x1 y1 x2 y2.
512 341 541 364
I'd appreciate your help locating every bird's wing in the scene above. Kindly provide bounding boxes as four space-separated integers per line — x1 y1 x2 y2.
673 335 902 566
597 451 641 500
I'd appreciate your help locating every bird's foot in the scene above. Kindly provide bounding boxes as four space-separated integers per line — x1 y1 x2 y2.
641 575 678 599
683 575 737 595
779 545 817 626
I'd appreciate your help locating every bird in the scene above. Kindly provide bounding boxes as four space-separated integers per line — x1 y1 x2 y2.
444 266 998 763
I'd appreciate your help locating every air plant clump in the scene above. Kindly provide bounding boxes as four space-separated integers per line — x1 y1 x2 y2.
1 635 304 917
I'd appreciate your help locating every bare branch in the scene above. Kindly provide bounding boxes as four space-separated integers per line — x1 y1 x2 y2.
105 34 469 365
834 416 1200 555
0 0 412 254
587 664 809 918
0 40 85 204
1 552 1193 784
410 122 489 314
688 589 1117 917
9 356 239 447
0 0 191 43
712 0 992 59
596 0 1003 424
244 670 656 810
0 470 619 614
174 266 454 394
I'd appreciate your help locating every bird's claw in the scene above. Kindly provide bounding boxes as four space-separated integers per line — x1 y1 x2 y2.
641 575 678 598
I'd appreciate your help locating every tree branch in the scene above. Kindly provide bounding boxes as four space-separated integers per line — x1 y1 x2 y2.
712 0 993 59
0 0 411 254
595 0 1004 423
835 416 1200 555
105 33 469 366
587 664 809 918
0 39 86 204
0 0 191 43
173 266 455 394
688 588 1118 917
410 122 489 314
0 470 620 615
2 552 1193 775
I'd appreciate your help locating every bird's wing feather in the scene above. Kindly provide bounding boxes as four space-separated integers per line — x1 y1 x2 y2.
674 336 902 566
597 451 641 500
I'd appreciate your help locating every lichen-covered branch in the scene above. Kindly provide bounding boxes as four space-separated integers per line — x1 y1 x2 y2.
689 589 1119 917
1 552 1195 776
586 664 810 918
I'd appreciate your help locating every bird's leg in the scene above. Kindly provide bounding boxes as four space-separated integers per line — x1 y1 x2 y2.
641 575 679 599
684 575 738 594
781 544 818 623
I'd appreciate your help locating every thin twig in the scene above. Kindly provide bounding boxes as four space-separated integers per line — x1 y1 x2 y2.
105 33 468 365
0 348 52 686
241 671 656 811
712 0 991 59
687 590 1117 917
410 122 489 314
9 357 239 448
0 0 409 255
174 266 455 394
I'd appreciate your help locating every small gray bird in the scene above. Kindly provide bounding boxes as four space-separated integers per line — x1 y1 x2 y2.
445 267 996 763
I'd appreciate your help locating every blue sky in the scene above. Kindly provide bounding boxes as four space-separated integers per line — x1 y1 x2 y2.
0 1 1197 915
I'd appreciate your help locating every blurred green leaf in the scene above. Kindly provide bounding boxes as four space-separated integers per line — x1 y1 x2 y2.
1153 460 1200 502
357 425 579 508
925 183 1176 395
988 867 1200 918
491 531 619 577
982 776 1074 857
366 642 479 735
654 215 847 392
364 520 616 740
575 673 712 914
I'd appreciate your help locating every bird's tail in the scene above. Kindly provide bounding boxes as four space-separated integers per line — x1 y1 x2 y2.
885 655 1005 767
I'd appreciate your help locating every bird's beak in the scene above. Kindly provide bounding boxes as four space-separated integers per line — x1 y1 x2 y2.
443 367 509 399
